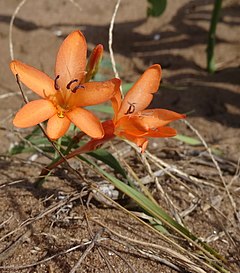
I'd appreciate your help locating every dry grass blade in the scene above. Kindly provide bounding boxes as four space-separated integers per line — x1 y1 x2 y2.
183 119 238 221
136 248 206 273
0 193 83 243
9 0 28 60
145 148 220 189
93 219 208 273
134 248 182 272
0 230 32 263
82 160 228 273
109 0 121 80
69 229 104 273
141 147 235 228
0 241 92 271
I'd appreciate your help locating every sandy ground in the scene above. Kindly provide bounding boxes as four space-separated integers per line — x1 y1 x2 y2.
0 0 239 272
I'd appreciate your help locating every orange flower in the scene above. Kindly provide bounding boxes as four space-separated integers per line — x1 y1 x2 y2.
110 64 186 152
40 65 185 175
10 30 120 139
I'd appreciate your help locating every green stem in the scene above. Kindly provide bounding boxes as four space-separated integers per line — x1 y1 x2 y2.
207 0 222 73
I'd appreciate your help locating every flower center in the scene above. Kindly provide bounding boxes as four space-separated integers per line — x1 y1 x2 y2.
51 75 85 118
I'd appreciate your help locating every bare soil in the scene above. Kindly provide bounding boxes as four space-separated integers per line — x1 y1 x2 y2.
0 0 239 272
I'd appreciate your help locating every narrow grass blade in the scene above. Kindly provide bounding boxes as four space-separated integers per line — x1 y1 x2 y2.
174 134 201 145
81 157 228 272
207 0 222 73
88 148 127 178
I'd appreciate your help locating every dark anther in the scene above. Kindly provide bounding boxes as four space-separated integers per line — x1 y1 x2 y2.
66 79 78 89
54 75 60 90
71 85 85 93
125 102 136 115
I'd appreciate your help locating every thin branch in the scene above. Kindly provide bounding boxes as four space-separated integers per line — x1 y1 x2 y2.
109 0 121 80
9 0 28 60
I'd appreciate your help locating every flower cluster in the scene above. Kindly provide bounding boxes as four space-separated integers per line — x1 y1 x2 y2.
10 30 185 153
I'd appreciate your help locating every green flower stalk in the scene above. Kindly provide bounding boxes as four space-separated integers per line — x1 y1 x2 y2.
207 0 222 73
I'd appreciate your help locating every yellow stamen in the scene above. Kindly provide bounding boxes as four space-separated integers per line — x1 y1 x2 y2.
57 111 65 118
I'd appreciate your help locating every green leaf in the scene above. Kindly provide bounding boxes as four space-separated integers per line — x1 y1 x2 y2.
101 59 122 71
174 134 223 156
122 83 134 94
10 145 33 155
86 104 113 114
88 148 127 178
10 143 55 155
147 0 167 17
174 134 201 145
152 223 169 234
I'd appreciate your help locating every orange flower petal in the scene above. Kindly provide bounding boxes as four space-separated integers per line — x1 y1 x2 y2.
55 31 87 87
133 137 148 153
123 126 177 138
117 131 148 152
144 126 177 138
68 78 121 107
118 126 176 152
101 120 115 137
66 108 104 138
115 118 147 137
117 64 161 118
10 60 56 98
13 99 56 128
116 109 185 133
85 44 104 82
111 88 122 122
46 114 71 139
134 109 186 128
139 139 148 153
66 123 115 157
121 126 176 139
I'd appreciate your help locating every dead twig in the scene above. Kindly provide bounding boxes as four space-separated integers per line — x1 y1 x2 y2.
0 193 83 243
84 203 116 273
109 0 121 81
93 219 208 273
0 230 32 263
0 241 92 271
9 0 28 60
136 248 183 273
69 229 104 273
